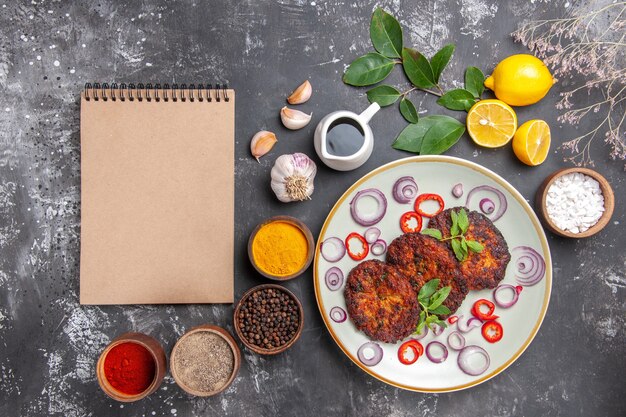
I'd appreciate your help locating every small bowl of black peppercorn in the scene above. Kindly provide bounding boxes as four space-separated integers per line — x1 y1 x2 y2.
233 284 304 355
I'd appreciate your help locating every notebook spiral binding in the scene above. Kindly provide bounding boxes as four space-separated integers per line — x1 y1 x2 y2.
83 82 230 102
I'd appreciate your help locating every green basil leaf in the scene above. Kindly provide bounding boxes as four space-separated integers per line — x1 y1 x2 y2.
399 97 419 124
461 238 468 252
465 66 485 98
426 315 438 324
419 116 465 155
458 208 469 233
434 319 448 329
416 317 426 335
428 286 452 310
466 240 484 253
418 278 440 302
450 209 459 236
462 245 469 260
430 44 455 83
430 305 451 316
343 53 396 86
391 115 450 153
370 8 403 59
366 85 401 107
451 238 465 261
421 228 443 240
402 47 435 89
436 89 477 111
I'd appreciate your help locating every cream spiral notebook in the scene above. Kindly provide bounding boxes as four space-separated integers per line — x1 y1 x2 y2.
80 83 234 304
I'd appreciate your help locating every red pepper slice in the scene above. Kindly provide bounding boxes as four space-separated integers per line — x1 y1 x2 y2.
515 285 523 294
345 232 369 261
481 320 504 343
472 299 499 321
400 211 423 233
414 193 445 218
397 340 424 365
448 315 459 324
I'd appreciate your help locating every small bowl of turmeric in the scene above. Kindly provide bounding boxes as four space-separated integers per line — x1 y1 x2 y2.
248 216 314 281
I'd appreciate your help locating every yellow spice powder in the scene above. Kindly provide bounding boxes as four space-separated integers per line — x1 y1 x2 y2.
252 221 308 277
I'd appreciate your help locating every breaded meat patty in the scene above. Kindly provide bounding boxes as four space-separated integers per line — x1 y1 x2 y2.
386 233 468 316
344 260 419 343
428 207 511 290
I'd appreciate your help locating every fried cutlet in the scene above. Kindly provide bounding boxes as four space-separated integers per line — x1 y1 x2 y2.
428 207 511 290
344 260 420 343
386 233 468 316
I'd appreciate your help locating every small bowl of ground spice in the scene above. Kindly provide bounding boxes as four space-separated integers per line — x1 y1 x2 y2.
170 325 241 397
248 216 314 281
96 332 167 402
536 167 615 238
234 284 304 355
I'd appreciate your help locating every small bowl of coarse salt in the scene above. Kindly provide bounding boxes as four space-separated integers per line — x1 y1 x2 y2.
536 168 615 238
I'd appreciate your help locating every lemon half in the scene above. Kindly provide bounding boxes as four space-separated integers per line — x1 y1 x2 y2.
467 99 518 148
513 120 551 166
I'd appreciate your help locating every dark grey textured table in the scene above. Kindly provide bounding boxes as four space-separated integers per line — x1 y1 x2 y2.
1 1 624 416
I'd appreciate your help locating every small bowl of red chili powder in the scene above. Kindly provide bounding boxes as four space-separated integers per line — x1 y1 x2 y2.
96 332 167 402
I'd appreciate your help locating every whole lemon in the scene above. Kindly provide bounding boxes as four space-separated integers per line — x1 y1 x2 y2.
484 54 554 106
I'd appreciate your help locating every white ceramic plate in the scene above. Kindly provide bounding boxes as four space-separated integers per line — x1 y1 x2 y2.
314 156 552 392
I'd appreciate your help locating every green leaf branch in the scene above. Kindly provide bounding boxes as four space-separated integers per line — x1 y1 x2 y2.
421 208 484 262
342 8 489 155
437 67 486 111
416 278 451 335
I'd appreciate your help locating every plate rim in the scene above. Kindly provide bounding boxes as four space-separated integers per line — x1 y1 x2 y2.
313 155 553 393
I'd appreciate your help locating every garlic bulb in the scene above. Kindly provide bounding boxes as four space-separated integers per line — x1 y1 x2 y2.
250 130 277 162
280 106 312 130
287 80 312 104
271 153 317 202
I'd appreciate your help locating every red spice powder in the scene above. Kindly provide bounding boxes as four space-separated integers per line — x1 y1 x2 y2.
104 342 156 395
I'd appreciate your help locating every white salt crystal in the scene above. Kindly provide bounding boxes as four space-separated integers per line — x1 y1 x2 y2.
545 172 605 234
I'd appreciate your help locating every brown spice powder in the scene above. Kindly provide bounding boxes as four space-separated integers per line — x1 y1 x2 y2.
172 331 234 393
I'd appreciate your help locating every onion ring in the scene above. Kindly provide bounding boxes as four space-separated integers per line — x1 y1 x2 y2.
512 246 546 286
431 323 444 337
458 345 490 376
325 267 344 291
364 227 381 244
392 176 418 204
493 284 520 308
329 306 347 323
370 239 387 256
357 342 383 366
465 185 508 222
447 331 466 351
320 237 345 262
425 341 448 363
350 188 387 226
479 198 495 214
457 315 482 333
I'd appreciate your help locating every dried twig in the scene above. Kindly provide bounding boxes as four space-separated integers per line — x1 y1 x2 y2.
512 2 626 167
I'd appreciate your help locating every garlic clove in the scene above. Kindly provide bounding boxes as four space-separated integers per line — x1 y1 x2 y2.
287 80 312 104
280 106 312 130
250 131 278 162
